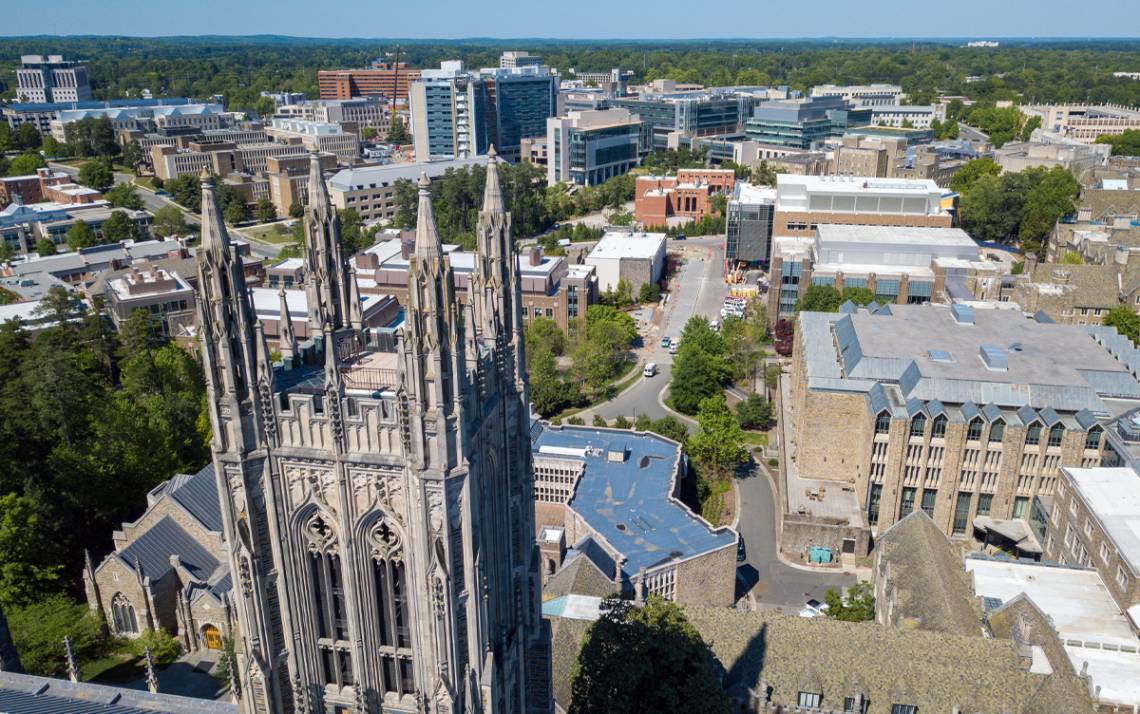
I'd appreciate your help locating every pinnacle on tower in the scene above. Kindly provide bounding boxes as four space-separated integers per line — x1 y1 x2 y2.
199 176 231 257
144 646 159 693
483 145 505 215
63 636 79 683
306 152 332 217
414 173 441 260
278 288 296 360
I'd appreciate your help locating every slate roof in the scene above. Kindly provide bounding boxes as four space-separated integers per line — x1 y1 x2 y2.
873 510 982 636
165 464 223 532
546 615 592 712
683 606 1096 714
1027 262 1122 309
543 552 617 600
118 515 220 583
0 671 236 714
1080 189 1140 222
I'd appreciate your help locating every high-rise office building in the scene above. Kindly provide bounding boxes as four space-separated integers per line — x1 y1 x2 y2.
500 51 544 69
197 152 549 713
410 62 556 162
745 96 872 149
546 109 643 186
15 54 92 103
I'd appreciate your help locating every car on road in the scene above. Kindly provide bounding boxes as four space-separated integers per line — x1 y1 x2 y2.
669 339 679 354
710 319 719 331
643 363 657 378
736 537 746 562
660 336 671 348
675 233 686 241
798 598 830 618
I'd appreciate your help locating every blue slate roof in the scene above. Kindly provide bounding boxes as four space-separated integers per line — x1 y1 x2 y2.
532 424 736 582
0 671 235 714
166 464 222 532
118 516 219 583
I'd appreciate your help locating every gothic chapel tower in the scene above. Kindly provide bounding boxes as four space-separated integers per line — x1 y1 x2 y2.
197 152 549 714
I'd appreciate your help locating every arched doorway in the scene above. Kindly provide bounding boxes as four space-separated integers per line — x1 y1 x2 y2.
202 624 223 650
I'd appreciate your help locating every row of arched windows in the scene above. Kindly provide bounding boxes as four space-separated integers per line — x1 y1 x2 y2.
883 411 1103 450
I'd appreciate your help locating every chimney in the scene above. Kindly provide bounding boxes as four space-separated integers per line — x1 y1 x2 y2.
529 246 543 266
400 238 414 260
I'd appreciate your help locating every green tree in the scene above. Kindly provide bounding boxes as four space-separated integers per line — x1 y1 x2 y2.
224 199 247 225
14 123 41 151
387 117 411 144
592 414 607 428
750 161 777 186
608 210 634 226
121 140 145 173
1059 251 1084 265
1096 130 1140 156
288 201 304 219
735 393 773 430
0 123 11 152
0 493 64 608
151 204 189 238
634 413 653 432
34 238 58 257
130 628 182 667
824 581 876 622
65 220 97 250
529 349 573 416
1019 166 1080 252
1105 305 1140 345
338 207 376 253
255 196 277 223
100 211 139 243
41 135 71 158
842 286 875 306
525 316 566 357
569 596 729 714
166 174 201 211
687 395 747 480
360 126 378 141
7 152 46 177
1019 115 1042 141
78 159 114 191
797 284 842 312
612 415 632 429
949 157 1002 195
638 282 661 304
105 183 144 210
6 595 105 677
650 415 690 445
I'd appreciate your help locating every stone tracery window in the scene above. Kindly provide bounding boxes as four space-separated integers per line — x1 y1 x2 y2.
110 592 138 635
303 513 353 690
368 516 415 697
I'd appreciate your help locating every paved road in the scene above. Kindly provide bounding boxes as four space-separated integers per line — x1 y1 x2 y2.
579 236 726 424
736 463 855 611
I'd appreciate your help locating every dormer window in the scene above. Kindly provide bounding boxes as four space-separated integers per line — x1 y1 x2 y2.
931 414 947 439
989 419 1005 444
1026 422 1042 446
1086 426 1103 450
967 417 983 441
910 414 926 437
875 411 891 434
1048 423 1065 448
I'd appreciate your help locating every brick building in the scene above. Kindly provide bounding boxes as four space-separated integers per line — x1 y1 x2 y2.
0 168 77 207
317 62 421 102
633 168 735 227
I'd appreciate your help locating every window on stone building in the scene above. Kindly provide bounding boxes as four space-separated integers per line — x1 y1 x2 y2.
1085 427 1102 450
310 546 352 689
371 520 414 697
1118 566 1130 590
966 418 983 442
798 691 822 708
976 493 992 517
989 420 1004 443
1101 542 1112 563
875 411 891 434
1026 422 1042 446
899 487 917 520
1013 496 1029 520
843 697 869 713
952 492 972 534
110 593 138 635
1048 423 1065 448
931 415 947 439
920 489 937 517
891 705 917 714
909 414 925 438
867 484 883 525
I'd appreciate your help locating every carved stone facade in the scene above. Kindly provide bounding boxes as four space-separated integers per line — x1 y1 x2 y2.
197 151 549 714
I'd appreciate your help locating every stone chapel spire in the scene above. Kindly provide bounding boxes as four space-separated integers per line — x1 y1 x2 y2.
303 153 353 333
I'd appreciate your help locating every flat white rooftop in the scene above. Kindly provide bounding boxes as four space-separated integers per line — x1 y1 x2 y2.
777 174 941 196
1064 466 1140 571
816 224 977 249
966 558 1140 706
587 231 667 261
734 182 777 205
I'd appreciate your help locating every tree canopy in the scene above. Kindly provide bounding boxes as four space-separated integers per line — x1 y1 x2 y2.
569 596 730 714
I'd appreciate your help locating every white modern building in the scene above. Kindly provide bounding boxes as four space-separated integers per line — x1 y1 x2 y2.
809 83 903 107
583 230 667 293
546 109 642 187
871 104 947 130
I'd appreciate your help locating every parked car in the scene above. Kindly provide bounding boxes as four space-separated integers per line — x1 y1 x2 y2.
736 537 746 562
643 362 657 378
660 336 671 348
669 339 679 354
710 319 720 331
798 598 830 618
675 233 686 241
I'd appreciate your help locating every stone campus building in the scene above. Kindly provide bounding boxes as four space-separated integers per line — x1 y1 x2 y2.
189 150 549 713
788 303 1140 555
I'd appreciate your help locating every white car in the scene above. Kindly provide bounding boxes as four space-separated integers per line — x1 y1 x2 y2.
668 340 679 354
798 598 830 618
643 363 657 377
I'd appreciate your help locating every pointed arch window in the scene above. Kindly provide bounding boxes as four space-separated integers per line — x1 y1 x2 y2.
909 414 925 438
1048 423 1065 448
1086 426 1103 450
304 514 352 689
1026 422 1042 446
110 592 138 635
874 411 891 434
367 518 415 698
931 414 948 439
989 419 1005 444
967 417 984 442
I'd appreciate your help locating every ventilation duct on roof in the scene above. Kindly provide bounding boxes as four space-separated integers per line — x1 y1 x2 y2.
951 303 975 325
979 343 1008 372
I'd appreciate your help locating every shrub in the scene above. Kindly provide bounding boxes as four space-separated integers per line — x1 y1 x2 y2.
130 628 181 667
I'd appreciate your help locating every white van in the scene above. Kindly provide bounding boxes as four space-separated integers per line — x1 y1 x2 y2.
710 319 720 331
643 363 657 378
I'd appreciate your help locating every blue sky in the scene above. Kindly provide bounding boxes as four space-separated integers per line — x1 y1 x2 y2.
5 0 1140 39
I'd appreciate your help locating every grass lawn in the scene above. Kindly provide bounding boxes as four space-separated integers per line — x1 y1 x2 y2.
742 430 769 447
242 223 298 245
133 176 157 191
83 650 143 684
